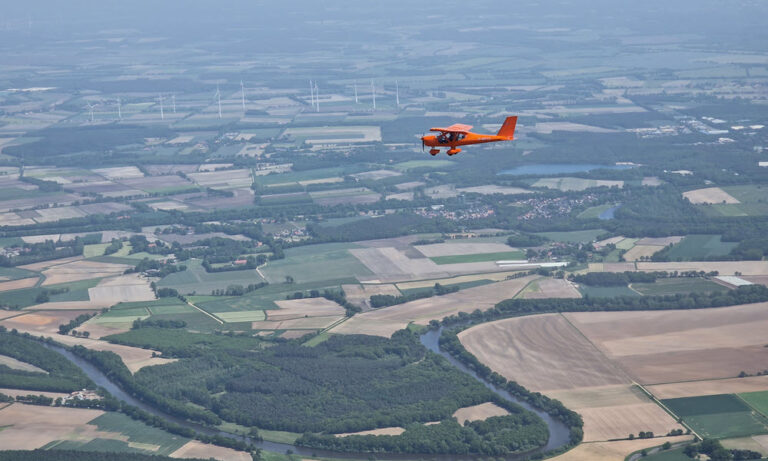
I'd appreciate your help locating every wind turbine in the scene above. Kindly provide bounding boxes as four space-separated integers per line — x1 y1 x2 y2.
309 80 315 108
354 81 358 104
314 82 319 112
215 84 222 119
240 80 246 112
171 94 176 114
85 103 97 123
395 80 400 109
116 97 122 120
371 80 376 111
158 93 164 120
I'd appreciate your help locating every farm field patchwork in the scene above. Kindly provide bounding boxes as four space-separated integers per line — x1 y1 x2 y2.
631 278 728 296
662 394 768 439
430 251 526 265
536 229 605 243
333 275 538 337
648 376 768 399
548 436 693 461
683 187 740 204
740 391 768 418
532 177 623 191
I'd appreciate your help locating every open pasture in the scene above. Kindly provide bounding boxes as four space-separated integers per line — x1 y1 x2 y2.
536 229 605 243
282 125 381 144
350 169 402 181
430 251 526 265
271 297 346 320
260 242 372 285
565 302 768 384
532 177 623 191
93 166 144 180
0 277 39 292
393 159 455 171
663 234 737 260
415 242 515 257
309 187 380 206
88 274 156 305
520 278 581 299
683 187 740 204
158 259 265 295
452 402 509 424
631 277 728 296
333 275 537 337
350 246 500 282
740 391 768 418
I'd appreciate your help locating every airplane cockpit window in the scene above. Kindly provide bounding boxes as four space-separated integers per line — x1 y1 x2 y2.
437 134 448 143
456 133 466 141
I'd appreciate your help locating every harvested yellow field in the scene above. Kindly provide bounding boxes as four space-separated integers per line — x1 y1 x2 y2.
636 261 768 275
521 278 581 299
458 313 630 392
0 354 46 373
88 274 155 304
271 297 346 320
0 277 39 292
647 375 768 399
577 403 683 442
335 427 405 437
1 310 99 335
0 403 105 450
683 187 740 204
19 255 83 271
41 260 131 285
550 436 693 461
452 402 509 424
169 440 252 461
333 276 537 337
622 245 664 261
636 236 684 246
415 242 516 257
565 302 768 384
0 388 69 400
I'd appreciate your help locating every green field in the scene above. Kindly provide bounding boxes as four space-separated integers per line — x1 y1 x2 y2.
663 394 768 439
157 259 265 295
393 159 455 171
213 310 266 322
740 391 768 418
631 278 729 296
81 412 188 455
699 185 768 217
641 447 692 461
0 266 40 281
430 251 526 265
0 278 100 308
664 235 738 260
260 242 373 284
83 243 110 258
535 229 606 243
577 285 640 298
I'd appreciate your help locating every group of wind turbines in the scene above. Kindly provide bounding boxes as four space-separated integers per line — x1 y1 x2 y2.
311 79 401 112
82 93 177 123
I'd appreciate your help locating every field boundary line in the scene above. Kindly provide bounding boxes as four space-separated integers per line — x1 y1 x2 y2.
185 299 223 324
558 312 635 384
634 382 700 440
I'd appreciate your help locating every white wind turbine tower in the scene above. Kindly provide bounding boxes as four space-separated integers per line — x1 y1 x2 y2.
240 80 246 112
171 94 176 114
309 80 315 108
215 84 222 119
158 93 164 120
116 97 122 120
314 82 320 112
85 103 96 122
371 80 376 111
395 80 400 109
354 81 358 104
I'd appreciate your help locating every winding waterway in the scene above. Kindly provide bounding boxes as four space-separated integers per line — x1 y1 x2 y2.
43 328 570 460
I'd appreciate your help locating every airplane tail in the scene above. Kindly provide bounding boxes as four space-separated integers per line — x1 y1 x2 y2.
497 116 518 139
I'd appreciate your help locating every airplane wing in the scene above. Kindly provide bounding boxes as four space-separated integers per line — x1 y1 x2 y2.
429 123 473 133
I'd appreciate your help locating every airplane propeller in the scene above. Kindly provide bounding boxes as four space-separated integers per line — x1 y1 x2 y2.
421 132 425 152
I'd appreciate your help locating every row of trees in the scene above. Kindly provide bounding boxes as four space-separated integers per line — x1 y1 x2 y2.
370 283 459 308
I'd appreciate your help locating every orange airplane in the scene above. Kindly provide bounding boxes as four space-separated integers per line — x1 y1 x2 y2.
421 116 518 155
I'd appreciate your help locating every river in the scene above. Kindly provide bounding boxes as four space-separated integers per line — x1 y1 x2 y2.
42 328 571 460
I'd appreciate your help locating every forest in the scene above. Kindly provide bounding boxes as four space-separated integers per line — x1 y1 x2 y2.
0 328 92 392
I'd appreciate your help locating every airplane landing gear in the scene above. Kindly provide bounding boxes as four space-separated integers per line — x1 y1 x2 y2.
447 148 461 156
429 149 440 156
